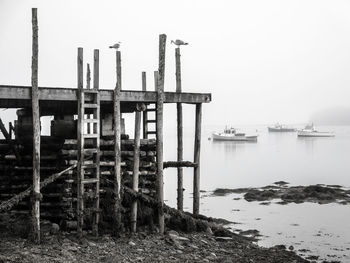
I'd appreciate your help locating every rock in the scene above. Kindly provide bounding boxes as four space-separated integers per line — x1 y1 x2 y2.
274 244 286 250
50 223 60 235
167 230 179 236
289 245 294 251
274 181 289 186
215 236 232 241
205 226 213 235
128 241 136 246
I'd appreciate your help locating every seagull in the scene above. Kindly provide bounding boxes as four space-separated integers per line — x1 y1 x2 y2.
171 39 188 47
109 42 121 50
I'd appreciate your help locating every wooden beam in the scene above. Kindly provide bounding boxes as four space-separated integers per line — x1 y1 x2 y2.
175 47 184 211
31 8 40 244
113 50 122 235
77 47 84 237
156 34 166 234
93 49 99 90
93 49 100 237
131 109 141 232
163 161 197 168
193 103 202 215
0 85 211 105
141 72 148 139
86 63 91 134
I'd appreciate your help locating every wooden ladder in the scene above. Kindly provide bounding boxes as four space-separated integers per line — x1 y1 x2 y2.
77 58 101 236
144 103 157 139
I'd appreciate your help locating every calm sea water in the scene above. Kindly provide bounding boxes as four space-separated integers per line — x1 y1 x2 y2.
163 124 350 262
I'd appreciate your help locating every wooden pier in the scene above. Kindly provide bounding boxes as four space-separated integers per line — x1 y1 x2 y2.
0 8 211 243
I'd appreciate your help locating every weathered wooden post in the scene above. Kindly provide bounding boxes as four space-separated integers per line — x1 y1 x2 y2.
142 72 148 139
156 34 166 234
86 63 91 134
131 107 141 232
77 47 84 237
31 7 41 244
193 104 202 215
175 47 184 211
154 71 158 91
92 49 100 237
113 50 122 234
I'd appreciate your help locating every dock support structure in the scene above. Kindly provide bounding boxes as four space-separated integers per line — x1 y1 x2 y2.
193 103 202 215
131 107 141 232
31 7 41 244
113 50 122 235
142 72 148 139
156 34 166 234
175 47 184 211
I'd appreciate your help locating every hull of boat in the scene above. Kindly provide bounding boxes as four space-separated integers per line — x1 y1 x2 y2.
212 133 258 141
268 127 296 132
297 131 335 137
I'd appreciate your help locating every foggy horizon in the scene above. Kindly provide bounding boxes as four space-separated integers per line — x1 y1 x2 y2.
1 0 350 127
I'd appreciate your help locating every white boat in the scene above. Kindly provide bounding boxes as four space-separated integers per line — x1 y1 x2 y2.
212 127 258 142
268 123 296 132
297 124 335 137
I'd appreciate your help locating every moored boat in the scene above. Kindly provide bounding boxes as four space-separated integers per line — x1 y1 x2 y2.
268 123 296 132
297 124 335 137
212 127 258 142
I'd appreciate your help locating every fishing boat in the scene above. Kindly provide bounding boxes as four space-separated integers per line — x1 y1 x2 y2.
297 124 335 137
212 127 258 141
268 123 296 132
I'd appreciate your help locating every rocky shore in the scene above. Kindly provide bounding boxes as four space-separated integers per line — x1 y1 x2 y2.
0 212 312 263
213 182 350 205
0 229 310 263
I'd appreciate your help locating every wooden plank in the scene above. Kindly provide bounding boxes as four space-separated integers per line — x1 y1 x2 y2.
31 8 40 244
156 34 166 234
113 50 122 235
131 110 141 232
175 47 184 211
77 47 84 237
0 85 211 104
193 103 202 215
141 72 148 139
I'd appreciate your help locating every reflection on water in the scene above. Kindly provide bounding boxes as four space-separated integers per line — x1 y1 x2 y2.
164 125 350 262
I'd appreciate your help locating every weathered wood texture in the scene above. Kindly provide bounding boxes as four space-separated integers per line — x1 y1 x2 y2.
113 50 122 235
31 7 40 244
175 47 184 211
163 161 197 168
156 34 166 234
193 103 202 215
77 47 84 237
142 72 148 139
0 164 77 212
131 110 141 232
0 118 21 162
0 86 211 106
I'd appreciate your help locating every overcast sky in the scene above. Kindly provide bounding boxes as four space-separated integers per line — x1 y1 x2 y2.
1 0 350 128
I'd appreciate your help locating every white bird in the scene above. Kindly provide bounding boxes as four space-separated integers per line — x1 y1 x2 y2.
171 39 188 47
109 42 121 50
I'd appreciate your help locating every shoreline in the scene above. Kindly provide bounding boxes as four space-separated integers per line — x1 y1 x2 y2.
0 227 310 263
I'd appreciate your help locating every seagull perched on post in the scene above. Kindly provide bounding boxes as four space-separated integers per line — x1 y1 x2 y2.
171 39 188 47
109 42 121 50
